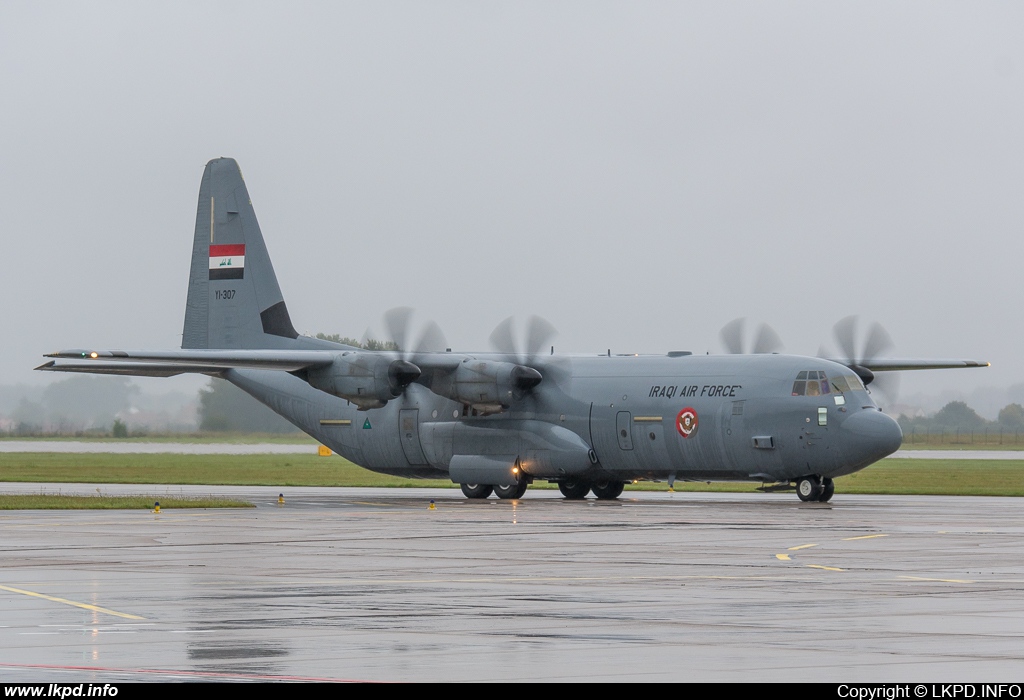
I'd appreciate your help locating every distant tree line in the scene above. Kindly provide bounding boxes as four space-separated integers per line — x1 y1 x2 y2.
313 333 399 351
898 401 1024 433
6 376 141 435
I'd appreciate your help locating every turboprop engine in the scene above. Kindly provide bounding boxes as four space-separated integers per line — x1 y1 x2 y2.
437 359 542 414
306 352 420 410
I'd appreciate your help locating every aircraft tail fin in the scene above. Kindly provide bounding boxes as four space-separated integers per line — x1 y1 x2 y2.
182 158 306 350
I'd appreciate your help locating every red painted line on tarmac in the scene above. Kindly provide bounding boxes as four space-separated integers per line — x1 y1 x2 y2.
0 662 380 683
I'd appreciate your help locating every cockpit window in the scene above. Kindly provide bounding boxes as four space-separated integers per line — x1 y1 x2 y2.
792 370 831 396
829 374 864 393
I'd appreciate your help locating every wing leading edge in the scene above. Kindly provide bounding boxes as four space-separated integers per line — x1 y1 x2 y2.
828 358 990 372
43 349 337 372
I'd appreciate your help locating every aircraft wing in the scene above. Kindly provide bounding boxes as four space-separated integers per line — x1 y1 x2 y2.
35 360 227 377
830 358 990 372
37 348 474 384
42 349 337 372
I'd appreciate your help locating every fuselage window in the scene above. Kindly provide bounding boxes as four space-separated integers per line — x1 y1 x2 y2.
792 370 831 396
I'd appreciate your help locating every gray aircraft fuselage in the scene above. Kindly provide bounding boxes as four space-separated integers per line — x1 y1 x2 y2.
227 351 901 485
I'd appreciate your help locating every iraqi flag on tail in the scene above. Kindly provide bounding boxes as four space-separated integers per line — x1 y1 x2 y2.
209 244 245 280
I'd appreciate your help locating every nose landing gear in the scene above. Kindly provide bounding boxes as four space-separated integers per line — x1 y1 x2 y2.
796 475 834 503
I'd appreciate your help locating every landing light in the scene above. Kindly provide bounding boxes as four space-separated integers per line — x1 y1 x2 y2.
512 467 519 475
90 352 98 359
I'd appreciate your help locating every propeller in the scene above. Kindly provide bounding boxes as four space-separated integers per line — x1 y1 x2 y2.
488 316 569 404
719 318 784 355
372 307 450 393
829 315 900 406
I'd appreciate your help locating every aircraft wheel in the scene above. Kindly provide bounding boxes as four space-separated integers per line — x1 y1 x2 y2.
494 481 528 500
591 480 625 500
558 480 591 500
818 478 835 503
461 483 493 499
796 476 823 502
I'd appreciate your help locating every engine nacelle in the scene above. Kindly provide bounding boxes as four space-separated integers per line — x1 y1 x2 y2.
306 353 420 410
445 360 542 414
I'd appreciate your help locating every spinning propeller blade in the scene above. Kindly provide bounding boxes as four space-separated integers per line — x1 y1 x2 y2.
489 316 567 404
720 318 784 355
831 315 900 406
376 307 451 392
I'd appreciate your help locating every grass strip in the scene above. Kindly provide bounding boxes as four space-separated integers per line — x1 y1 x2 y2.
0 433 316 444
0 495 253 510
0 453 1022 496
624 458 1024 496
0 453 457 488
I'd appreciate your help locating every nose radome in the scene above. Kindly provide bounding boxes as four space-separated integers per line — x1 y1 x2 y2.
842 409 903 466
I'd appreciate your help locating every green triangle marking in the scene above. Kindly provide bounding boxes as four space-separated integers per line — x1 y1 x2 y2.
363 418 372 429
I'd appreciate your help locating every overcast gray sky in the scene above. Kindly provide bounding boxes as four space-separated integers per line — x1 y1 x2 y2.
1 2 1020 403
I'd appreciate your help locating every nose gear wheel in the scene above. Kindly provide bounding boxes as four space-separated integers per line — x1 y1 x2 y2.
796 476 823 502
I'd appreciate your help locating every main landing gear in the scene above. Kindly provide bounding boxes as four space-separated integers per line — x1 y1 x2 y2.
796 475 834 503
590 481 625 500
557 480 591 500
493 481 528 499
460 479 628 501
460 483 493 499
460 479 529 499
556 480 625 500
461 481 528 499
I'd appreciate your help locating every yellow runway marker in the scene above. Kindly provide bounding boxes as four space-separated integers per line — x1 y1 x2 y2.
843 534 889 541
806 565 844 572
775 553 791 561
0 584 145 620
898 576 975 584
788 543 818 551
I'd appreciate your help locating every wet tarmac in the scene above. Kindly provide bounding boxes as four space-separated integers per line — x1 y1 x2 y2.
1 485 1022 682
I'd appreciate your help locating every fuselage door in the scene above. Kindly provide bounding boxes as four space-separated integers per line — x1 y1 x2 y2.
616 411 634 450
720 400 746 469
399 408 428 465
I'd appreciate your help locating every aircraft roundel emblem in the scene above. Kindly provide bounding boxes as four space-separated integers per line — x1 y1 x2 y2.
676 407 699 438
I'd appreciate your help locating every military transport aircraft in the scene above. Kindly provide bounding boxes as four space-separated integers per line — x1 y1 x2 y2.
37 158 989 502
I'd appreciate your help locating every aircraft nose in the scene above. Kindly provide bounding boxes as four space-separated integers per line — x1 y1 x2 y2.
841 408 903 468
